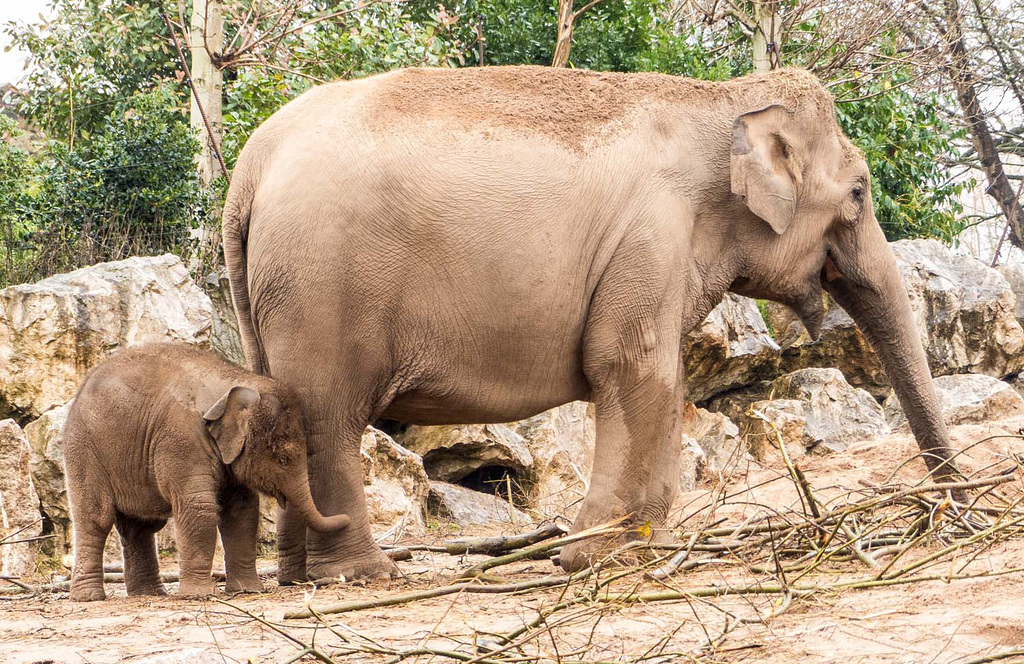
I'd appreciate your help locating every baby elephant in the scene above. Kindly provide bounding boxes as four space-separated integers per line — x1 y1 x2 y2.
64 343 349 601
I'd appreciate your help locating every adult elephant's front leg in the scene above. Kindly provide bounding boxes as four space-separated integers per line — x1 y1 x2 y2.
301 416 397 581
561 322 685 571
560 372 683 570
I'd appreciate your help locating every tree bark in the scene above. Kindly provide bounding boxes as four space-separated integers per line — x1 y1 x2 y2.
940 0 1024 248
190 0 224 186
552 0 576 68
751 1 779 72
551 0 604 68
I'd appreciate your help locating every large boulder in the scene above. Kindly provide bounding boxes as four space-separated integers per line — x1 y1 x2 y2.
681 403 745 479
0 419 41 576
23 402 73 554
767 240 1024 397
361 427 430 534
684 293 780 402
510 402 594 519
997 262 1024 326
399 404 596 519
0 255 213 419
740 368 890 458
398 423 533 486
679 434 706 492
204 266 245 367
884 374 1024 428
427 481 531 527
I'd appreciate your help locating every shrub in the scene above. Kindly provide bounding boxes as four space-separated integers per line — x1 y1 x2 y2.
0 86 210 286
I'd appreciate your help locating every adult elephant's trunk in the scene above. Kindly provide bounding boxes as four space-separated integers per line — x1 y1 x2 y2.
824 222 960 483
282 474 351 533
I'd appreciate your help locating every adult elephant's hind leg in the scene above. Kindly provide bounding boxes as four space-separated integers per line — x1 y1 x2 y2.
270 350 398 582
303 416 397 581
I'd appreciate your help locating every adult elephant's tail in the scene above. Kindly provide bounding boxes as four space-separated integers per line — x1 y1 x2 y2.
222 166 266 375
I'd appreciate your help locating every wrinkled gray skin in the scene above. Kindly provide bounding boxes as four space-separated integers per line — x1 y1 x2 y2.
223 66 959 580
64 344 349 601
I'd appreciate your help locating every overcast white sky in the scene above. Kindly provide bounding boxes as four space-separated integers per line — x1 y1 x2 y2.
0 0 51 85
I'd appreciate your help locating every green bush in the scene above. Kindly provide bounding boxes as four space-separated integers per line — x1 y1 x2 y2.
0 116 36 286
835 79 969 243
0 86 209 286
4 0 177 144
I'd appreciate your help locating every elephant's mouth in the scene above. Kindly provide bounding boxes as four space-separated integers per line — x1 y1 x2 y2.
791 250 845 342
821 250 843 283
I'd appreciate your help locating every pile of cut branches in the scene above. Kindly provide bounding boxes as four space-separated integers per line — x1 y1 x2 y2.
252 435 1024 663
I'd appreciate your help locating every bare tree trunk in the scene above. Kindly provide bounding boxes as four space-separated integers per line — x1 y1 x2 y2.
751 1 779 72
941 0 1024 247
190 0 224 186
551 0 604 68
552 0 576 68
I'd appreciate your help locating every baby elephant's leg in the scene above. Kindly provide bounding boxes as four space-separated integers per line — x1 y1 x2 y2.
218 487 263 593
69 496 115 602
115 513 167 597
172 488 220 597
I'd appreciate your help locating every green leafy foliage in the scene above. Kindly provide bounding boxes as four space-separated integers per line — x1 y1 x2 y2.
0 87 208 286
0 116 35 286
835 79 969 243
446 0 739 76
4 0 179 144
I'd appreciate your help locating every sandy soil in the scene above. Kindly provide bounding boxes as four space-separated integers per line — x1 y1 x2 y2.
4 417 1024 664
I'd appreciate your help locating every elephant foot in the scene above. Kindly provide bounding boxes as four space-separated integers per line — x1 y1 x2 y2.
276 557 307 587
224 574 264 594
307 546 398 582
177 579 218 598
69 585 106 602
126 583 167 597
559 523 669 573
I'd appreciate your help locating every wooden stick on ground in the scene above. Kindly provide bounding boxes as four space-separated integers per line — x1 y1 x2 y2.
284 573 583 619
443 522 570 555
458 520 624 579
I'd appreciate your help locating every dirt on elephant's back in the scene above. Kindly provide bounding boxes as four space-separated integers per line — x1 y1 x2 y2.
4 416 1024 662
368 65 838 153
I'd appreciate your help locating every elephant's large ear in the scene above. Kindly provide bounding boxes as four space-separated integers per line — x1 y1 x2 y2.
731 105 803 235
203 386 261 465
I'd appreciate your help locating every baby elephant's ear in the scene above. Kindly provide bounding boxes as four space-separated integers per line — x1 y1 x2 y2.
203 386 261 465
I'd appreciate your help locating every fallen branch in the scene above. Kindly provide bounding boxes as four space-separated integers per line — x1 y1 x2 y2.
0 566 279 595
960 647 1024 664
285 572 585 619
216 599 335 663
458 520 625 579
443 522 569 556
600 566 1024 605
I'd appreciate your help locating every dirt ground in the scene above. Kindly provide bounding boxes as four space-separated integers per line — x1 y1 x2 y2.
4 418 1024 664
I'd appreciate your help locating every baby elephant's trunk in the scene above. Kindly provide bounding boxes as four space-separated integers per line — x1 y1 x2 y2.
283 476 351 533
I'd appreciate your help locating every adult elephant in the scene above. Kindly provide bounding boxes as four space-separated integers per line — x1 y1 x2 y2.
223 65 959 581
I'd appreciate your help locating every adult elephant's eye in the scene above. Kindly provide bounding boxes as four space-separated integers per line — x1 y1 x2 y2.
852 186 864 203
